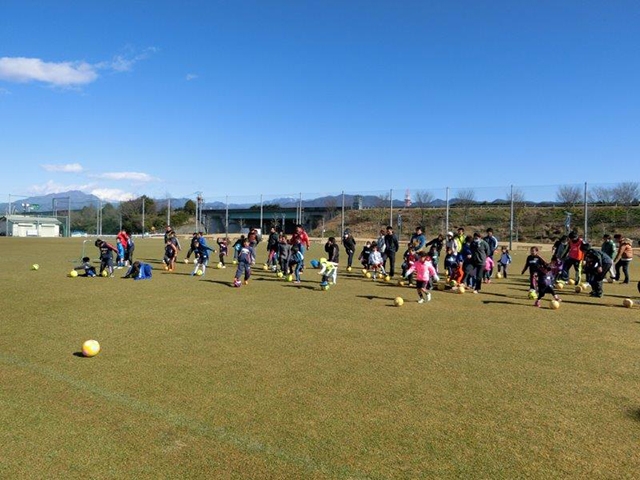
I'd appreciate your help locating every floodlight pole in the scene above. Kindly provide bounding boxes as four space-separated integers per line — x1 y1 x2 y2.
260 194 264 232
341 191 345 235
225 195 229 238
583 182 588 242
509 184 514 251
445 187 450 234
389 189 393 227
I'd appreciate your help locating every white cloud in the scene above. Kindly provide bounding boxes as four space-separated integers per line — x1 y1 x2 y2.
0 57 98 86
40 163 84 173
28 180 93 195
96 47 158 73
90 188 136 202
0 48 158 88
91 172 157 182
186 73 198 81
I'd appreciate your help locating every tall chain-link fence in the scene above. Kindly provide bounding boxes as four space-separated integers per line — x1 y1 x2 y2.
3 182 639 243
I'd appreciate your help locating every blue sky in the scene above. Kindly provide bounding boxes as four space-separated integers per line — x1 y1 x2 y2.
1 1 638 204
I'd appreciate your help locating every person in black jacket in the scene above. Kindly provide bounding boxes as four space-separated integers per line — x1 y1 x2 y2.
470 232 491 293
383 226 400 277
425 233 445 272
324 237 340 263
521 246 547 290
266 226 279 269
342 230 356 269
581 243 613 298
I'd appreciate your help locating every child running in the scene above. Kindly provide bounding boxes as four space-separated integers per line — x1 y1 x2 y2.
497 246 512 278
368 242 387 279
404 251 439 303
216 237 228 267
318 258 339 287
191 240 215 276
288 245 304 283
534 263 561 307
521 246 546 290
233 238 256 287
163 239 178 272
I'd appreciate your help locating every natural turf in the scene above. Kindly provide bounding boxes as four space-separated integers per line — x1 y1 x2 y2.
1 237 639 479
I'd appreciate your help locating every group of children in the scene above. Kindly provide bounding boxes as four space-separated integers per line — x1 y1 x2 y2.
82 224 634 308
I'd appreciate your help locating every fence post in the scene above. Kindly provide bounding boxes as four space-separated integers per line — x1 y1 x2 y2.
509 185 514 251
341 191 345 234
260 194 264 233
584 182 588 242
445 187 450 234
389 189 393 227
225 196 229 237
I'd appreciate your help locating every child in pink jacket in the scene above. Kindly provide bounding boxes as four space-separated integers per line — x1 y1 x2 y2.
483 256 495 283
404 251 439 303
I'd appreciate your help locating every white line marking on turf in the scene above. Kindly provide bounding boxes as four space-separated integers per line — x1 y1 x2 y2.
1 353 377 479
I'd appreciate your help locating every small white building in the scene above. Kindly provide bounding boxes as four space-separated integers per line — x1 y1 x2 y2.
0 215 62 237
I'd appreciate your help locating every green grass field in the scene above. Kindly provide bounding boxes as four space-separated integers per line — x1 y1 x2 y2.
1 237 639 479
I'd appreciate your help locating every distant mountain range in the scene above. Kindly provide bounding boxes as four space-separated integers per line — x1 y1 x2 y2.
1 190 548 215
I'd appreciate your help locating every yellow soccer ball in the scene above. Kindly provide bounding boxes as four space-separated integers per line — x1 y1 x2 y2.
555 282 564 290
623 298 634 308
196 270 203 276
365 272 372 279
458 285 466 294
68 270 78 278
496 272 503 279
394 296 404 307
277 271 284 278
398 280 406 287
346 266 352 272
31 264 39 270
567 279 576 286
384 275 391 282
82 339 101 357
575 285 583 293
437 282 446 291
101 270 108 277
184 258 189 264
528 290 537 300
263 264 269 271
287 274 293 282
550 300 560 309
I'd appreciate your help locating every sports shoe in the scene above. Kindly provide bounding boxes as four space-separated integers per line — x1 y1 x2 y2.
473 290 479 294
233 280 241 287
534 300 541 307
426 292 432 302
418 298 425 304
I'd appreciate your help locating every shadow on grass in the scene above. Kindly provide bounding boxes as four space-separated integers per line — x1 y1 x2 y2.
481 299 525 306
283 284 316 291
203 280 236 288
72 352 88 358
357 295 394 301
625 407 640 422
